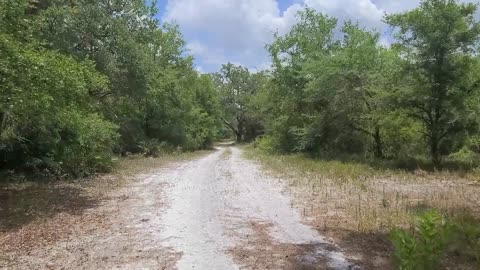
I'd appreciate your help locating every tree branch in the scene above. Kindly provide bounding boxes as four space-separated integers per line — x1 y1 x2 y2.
350 123 374 137
221 117 239 135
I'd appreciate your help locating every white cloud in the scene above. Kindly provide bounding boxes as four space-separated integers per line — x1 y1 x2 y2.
163 0 300 71
195 65 204 74
186 41 207 56
304 0 385 30
162 0 480 72
374 0 420 14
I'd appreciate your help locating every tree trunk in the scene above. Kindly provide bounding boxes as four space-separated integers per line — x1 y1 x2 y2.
373 127 383 159
221 117 241 142
235 131 242 143
144 99 150 138
0 112 6 136
351 124 383 158
236 120 244 143
430 134 441 169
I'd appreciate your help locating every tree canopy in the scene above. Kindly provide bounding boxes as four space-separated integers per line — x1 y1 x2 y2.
249 0 480 169
2 0 480 175
0 0 222 176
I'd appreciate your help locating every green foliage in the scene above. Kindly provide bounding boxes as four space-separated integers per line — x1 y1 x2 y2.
3 0 480 177
265 9 399 157
215 64 265 142
254 0 480 170
391 210 450 270
0 33 117 176
391 210 480 269
0 0 222 177
53 112 118 176
140 140 177 158
264 9 337 153
449 213 480 264
0 0 33 40
253 136 280 154
385 0 480 167
448 146 480 167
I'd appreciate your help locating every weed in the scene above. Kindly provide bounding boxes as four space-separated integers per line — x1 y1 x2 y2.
449 213 480 265
391 210 450 270
391 211 480 269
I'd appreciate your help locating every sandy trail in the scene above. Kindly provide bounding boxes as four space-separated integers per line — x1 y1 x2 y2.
6 146 357 270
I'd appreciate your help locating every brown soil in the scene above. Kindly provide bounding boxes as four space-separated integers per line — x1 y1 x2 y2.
229 221 340 270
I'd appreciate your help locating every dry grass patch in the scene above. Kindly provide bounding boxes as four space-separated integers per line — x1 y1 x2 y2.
244 147 480 269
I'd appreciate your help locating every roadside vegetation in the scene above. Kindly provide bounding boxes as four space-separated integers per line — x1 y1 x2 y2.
245 145 480 269
218 1 480 267
0 0 222 178
221 0 480 172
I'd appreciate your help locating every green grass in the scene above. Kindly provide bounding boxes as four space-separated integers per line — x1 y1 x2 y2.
244 145 480 184
244 145 402 184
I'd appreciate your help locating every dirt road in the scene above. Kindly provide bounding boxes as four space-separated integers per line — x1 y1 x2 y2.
6 146 357 269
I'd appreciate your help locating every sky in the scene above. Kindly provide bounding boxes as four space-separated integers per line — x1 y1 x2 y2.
156 0 479 73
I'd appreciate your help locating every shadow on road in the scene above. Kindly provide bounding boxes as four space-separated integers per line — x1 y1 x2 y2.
0 183 99 232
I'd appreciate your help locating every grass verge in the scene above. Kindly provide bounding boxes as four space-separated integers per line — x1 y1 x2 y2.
243 145 480 269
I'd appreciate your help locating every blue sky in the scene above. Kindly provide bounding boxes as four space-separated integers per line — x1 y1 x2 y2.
155 0 478 73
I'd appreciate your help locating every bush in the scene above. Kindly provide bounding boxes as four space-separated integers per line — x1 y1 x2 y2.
448 147 480 169
53 112 118 176
140 140 177 157
390 210 450 270
253 136 280 154
0 34 117 176
449 213 480 265
391 210 480 269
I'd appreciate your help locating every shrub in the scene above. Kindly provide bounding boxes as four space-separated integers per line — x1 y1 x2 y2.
449 213 480 265
253 136 280 154
390 210 450 270
140 140 178 157
0 33 117 176
391 210 480 269
447 147 480 169
53 112 118 176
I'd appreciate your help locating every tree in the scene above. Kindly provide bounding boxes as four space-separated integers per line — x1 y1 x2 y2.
33 0 221 152
0 0 223 176
216 63 263 142
386 0 480 167
265 8 338 153
0 33 118 175
302 23 405 158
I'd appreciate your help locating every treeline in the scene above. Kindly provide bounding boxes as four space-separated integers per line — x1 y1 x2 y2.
217 0 480 169
0 0 222 176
